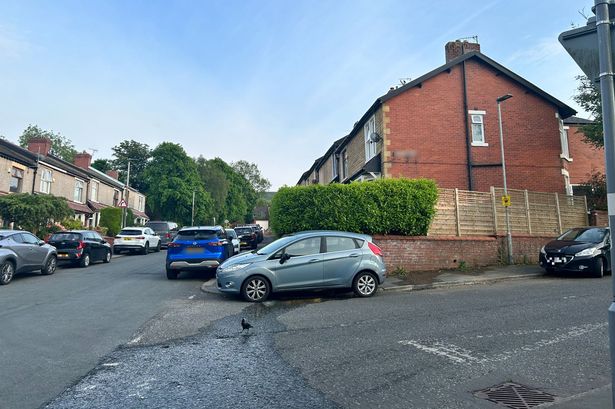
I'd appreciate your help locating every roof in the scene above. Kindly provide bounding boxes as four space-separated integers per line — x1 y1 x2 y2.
67 201 93 214
297 155 324 185
0 139 38 168
87 200 108 211
86 166 125 189
131 209 149 219
563 116 594 125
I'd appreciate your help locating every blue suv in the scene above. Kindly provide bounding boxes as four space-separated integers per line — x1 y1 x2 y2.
166 226 234 280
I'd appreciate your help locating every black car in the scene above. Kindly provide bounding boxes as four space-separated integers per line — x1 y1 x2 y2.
539 227 610 277
238 224 263 243
234 226 258 250
48 230 112 267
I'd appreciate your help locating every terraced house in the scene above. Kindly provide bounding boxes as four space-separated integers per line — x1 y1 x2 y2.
298 40 604 195
0 137 148 227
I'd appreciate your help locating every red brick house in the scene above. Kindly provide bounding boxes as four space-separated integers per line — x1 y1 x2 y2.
298 41 603 195
563 116 604 189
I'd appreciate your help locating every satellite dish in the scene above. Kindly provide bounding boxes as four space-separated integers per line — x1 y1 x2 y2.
369 132 382 143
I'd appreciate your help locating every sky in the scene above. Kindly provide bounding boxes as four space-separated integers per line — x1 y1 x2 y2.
0 0 596 189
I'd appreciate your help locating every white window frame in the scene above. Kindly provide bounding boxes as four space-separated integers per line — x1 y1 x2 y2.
138 195 145 212
40 169 52 194
74 179 85 203
469 110 488 146
91 180 99 202
332 154 339 180
364 115 377 161
557 113 572 161
341 149 348 180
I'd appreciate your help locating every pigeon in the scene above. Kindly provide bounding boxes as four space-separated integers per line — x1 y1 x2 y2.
241 318 253 333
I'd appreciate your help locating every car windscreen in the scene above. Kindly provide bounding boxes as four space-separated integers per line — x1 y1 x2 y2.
146 223 168 232
225 230 237 238
49 233 81 241
119 229 143 236
257 235 297 255
175 230 217 241
235 228 252 235
557 228 608 243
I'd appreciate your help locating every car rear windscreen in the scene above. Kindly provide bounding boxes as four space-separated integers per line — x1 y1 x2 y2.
50 233 81 241
119 229 143 236
146 223 168 232
176 230 217 240
235 228 252 235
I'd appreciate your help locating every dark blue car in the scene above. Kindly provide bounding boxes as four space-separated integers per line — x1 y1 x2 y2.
165 226 234 280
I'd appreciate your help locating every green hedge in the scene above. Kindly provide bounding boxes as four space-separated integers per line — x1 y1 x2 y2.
100 207 122 237
269 178 438 236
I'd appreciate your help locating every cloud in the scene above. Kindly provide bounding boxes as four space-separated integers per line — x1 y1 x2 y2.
0 26 28 59
505 36 566 66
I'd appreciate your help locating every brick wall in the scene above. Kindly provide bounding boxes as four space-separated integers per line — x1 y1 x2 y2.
567 124 605 184
590 210 608 227
384 59 566 193
374 234 553 272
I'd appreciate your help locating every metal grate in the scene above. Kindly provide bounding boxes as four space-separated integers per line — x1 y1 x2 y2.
474 382 556 408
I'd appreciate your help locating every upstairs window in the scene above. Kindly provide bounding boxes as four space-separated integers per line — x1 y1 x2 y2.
74 179 84 203
332 154 339 179
10 167 24 193
558 114 571 160
138 195 145 212
469 110 487 146
364 115 377 161
91 181 99 202
341 149 348 180
40 169 52 194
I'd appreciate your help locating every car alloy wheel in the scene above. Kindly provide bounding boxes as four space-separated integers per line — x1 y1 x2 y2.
80 253 90 268
353 272 377 297
243 276 270 302
42 256 57 275
0 261 15 285
103 250 111 263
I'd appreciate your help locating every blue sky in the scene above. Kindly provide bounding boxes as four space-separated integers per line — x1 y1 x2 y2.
0 0 595 189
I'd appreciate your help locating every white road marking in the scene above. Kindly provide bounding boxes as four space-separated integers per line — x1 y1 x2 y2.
399 322 607 365
102 362 119 367
188 295 195 300
127 335 143 345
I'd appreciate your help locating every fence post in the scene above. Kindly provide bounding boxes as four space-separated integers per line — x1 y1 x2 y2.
524 190 532 235
555 193 562 234
491 186 498 235
454 188 461 237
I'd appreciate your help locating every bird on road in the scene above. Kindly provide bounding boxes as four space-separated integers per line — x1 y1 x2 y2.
241 318 253 333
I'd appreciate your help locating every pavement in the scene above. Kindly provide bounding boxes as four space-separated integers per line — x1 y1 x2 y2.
200 262 614 408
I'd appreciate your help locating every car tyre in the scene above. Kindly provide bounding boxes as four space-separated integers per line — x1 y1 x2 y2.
79 253 91 268
593 257 605 278
103 250 111 263
353 271 378 297
242 275 270 302
141 242 149 255
166 268 178 280
0 260 15 285
155 241 161 252
41 255 57 275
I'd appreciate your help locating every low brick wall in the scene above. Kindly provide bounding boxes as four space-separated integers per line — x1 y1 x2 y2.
373 234 553 272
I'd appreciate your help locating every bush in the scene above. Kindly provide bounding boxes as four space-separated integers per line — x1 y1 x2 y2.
60 218 84 230
100 207 122 237
269 178 438 236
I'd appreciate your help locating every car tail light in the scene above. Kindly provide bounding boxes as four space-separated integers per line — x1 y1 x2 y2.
76 241 85 250
136 236 145 240
167 242 180 248
368 242 383 257
166 233 171 239
207 241 224 247
251 233 256 239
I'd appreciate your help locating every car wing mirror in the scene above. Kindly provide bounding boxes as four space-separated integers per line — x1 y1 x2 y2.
279 253 291 264
38 241 45 246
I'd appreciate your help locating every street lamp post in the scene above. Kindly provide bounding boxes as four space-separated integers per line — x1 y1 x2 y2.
191 190 196 226
121 160 132 228
497 93 513 265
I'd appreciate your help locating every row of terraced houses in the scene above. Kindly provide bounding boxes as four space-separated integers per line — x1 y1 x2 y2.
0 136 148 227
297 40 604 195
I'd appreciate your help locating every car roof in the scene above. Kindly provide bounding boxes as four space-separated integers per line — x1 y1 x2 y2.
291 230 372 240
179 225 222 231
0 230 27 235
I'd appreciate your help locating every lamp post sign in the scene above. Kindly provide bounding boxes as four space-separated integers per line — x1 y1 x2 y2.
560 1 615 405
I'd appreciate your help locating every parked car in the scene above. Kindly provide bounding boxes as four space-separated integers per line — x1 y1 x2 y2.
539 227 611 277
216 230 386 302
225 229 241 255
144 221 179 248
166 226 234 279
242 224 264 243
0 230 57 285
48 230 112 267
234 226 258 250
113 227 161 255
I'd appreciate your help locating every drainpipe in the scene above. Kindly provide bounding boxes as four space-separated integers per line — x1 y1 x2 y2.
461 45 474 191
31 153 40 194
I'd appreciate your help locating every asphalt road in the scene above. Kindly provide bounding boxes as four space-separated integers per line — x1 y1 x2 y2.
0 250 236 409
40 273 611 409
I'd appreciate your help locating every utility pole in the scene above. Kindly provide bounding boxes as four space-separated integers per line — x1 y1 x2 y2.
122 161 132 228
191 190 196 226
497 94 513 264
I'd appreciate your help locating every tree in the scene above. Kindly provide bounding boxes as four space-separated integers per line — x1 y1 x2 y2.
100 207 122 236
111 140 151 191
91 159 113 173
143 143 213 225
573 75 604 148
231 160 271 193
18 125 78 162
196 157 230 223
578 170 607 211
0 193 72 235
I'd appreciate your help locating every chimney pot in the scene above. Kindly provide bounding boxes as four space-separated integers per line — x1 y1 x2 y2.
445 40 480 63
27 137 52 156
73 151 92 169
106 169 119 180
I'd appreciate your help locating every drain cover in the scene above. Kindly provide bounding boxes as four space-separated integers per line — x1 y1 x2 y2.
474 382 556 408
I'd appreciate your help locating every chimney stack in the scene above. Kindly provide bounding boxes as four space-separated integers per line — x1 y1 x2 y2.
73 151 92 169
27 137 52 156
106 169 119 180
445 40 480 63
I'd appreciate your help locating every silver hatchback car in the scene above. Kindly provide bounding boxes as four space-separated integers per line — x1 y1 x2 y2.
216 231 386 302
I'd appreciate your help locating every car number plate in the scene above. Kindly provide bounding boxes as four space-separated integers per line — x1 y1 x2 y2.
554 257 562 263
123 238 132 241
186 247 202 253
58 254 68 258
240 242 247 245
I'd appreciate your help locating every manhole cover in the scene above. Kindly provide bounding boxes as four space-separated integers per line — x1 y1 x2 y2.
474 382 556 408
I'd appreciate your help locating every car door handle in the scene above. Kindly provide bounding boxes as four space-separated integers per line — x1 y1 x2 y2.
308 258 320 263
348 253 360 258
